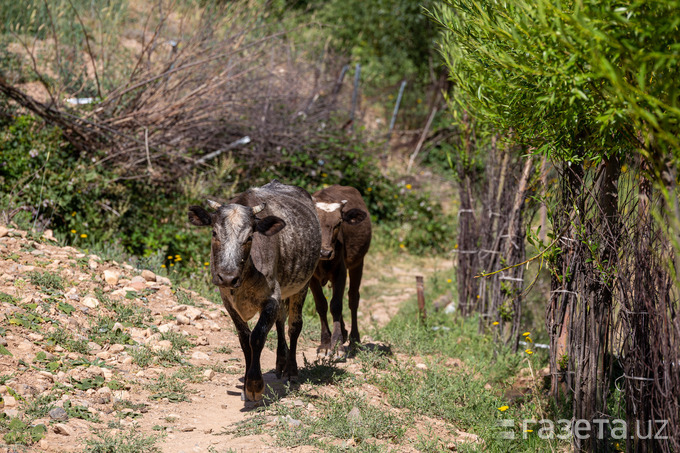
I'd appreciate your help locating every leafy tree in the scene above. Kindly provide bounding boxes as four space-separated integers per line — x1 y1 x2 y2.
433 0 680 450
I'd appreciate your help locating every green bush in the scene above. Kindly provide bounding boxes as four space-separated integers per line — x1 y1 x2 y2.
1 114 450 292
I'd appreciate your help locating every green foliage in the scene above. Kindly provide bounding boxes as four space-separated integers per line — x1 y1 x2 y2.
1 416 46 445
433 0 680 163
315 0 439 88
83 428 160 453
26 270 64 293
146 374 190 403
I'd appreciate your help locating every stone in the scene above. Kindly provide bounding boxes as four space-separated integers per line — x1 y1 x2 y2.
195 336 209 346
191 351 209 360
103 270 120 286
185 307 203 321
203 369 215 380
49 407 68 421
156 276 172 286
175 314 190 325
88 260 99 270
0 226 9 238
111 323 125 333
82 296 99 309
415 363 428 370
109 344 125 354
347 406 362 425
53 423 74 436
141 270 156 282
39 371 55 382
2 395 17 407
158 323 177 334
152 340 172 352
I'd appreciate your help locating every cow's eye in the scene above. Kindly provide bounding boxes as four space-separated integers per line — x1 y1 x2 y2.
212 231 217 237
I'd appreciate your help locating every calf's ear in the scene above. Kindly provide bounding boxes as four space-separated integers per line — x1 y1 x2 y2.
188 206 213 227
342 208 367 225
255 216 286 236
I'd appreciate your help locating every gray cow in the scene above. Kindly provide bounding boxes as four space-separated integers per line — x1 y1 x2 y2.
188 180 321 401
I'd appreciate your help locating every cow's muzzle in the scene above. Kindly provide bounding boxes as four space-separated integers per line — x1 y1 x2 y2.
320 249 334 260
214 273 242 288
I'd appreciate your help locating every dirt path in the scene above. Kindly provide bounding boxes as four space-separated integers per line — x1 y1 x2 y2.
0 226 454 452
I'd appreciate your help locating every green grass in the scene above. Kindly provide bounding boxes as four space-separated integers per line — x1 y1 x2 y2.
83 428 161 453
146 374 191 403
247 269 561 452
25 270 64 293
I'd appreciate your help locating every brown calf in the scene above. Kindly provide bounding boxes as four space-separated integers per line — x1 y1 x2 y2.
310 185 371 355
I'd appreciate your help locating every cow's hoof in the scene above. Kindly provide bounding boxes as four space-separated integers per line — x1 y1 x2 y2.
244 378 264 402
244 388 264 402
317 345 331 359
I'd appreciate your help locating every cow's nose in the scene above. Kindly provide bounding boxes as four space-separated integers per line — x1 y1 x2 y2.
216 273 241 288
320 249 333 259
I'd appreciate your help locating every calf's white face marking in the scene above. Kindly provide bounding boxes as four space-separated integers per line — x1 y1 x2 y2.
316 202 342 213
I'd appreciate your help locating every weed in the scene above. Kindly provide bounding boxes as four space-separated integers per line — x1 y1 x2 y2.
0 292 18 305
63 400 100 422
22 394 57 419
160 331 192 352
45 327 89 354
89 316 134 346
129 346 154 367
215 346 232 354
83 428 161 453
174 288 196 306
1 416 47 445
146 374 190 403
26 270 64 293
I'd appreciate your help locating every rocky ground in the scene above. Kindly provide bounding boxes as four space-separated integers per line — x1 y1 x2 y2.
0 225 474 452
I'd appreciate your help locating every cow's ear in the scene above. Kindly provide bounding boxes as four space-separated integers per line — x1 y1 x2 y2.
255 216 286 236
342 208 367 225
188 206 213 227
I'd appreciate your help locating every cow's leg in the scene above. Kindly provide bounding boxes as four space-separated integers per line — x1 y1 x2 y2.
275 304 289 379
310 277 332 356
347 260 364 345
329 261 347 352
245 298 278 401
285 286 307 379
223 302 252 390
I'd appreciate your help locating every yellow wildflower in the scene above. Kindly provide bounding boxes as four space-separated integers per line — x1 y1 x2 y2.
80 234 87 238
367 187 372 192
525 349 534 355
522 332 531 337
71 212 76 217
525 429 533 433
167 255 173 259
406 184 412 190
161 264 166 268
446 278 452 283
321 173 327 178
399 243 405 249
498 405 509 412
169 263 174 267
492 321 500 326
204 262 210 266
71 229 76 234
526 337 533 343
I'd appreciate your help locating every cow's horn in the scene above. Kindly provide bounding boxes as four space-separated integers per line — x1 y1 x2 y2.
252 203 266 215
207 199 221 210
